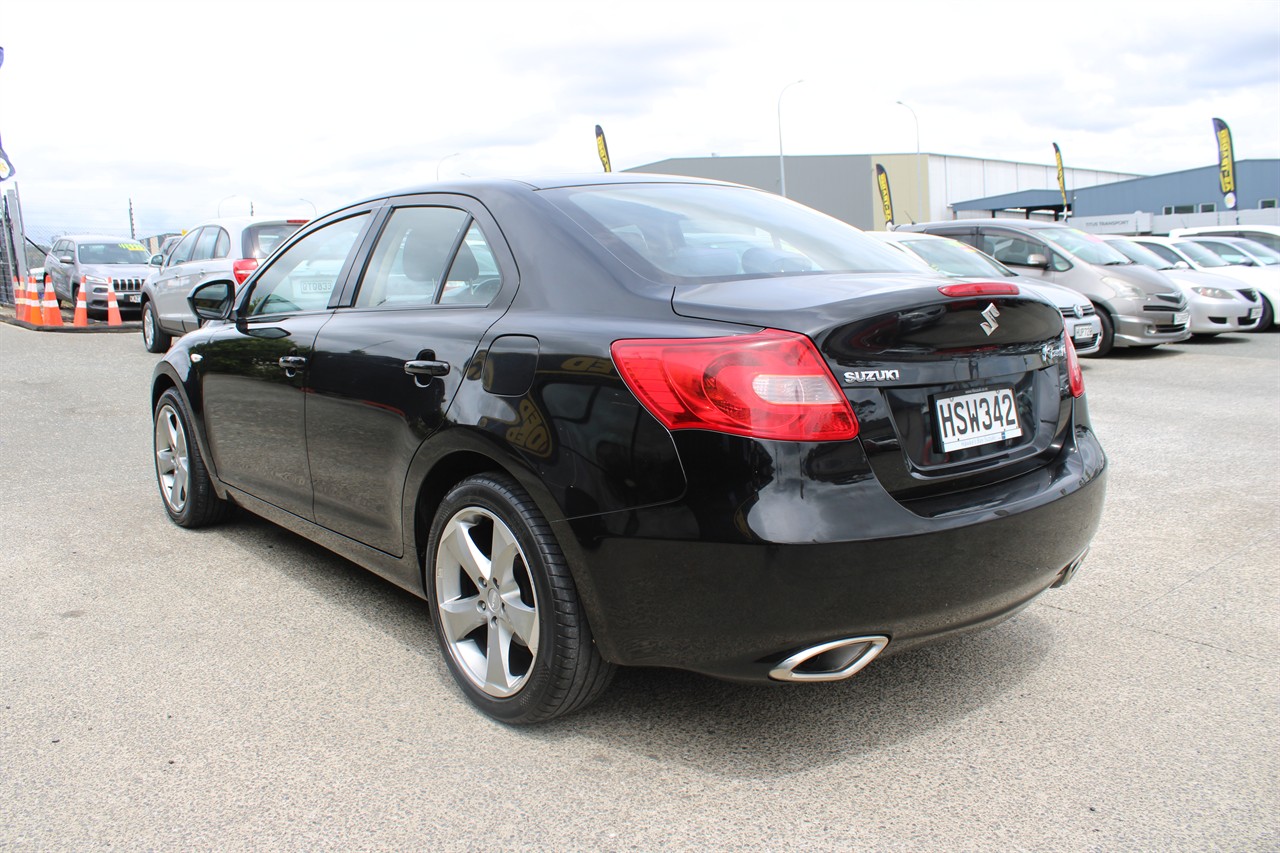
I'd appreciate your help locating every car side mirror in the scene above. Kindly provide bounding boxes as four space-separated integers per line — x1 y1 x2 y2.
149 254 164 266
1173 261 1190 269
1025 253 1050 269
58 254 74 264
189 279 235 322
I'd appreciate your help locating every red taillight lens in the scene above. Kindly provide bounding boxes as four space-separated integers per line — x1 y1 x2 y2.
232 258 259 285
938 282 1020 297
611 329 859 441
1065 335 1084 398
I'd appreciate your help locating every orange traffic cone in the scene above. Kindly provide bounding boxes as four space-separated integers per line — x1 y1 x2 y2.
20 278 36 324
13 277 26 322
105 281 123 326
72 278 89 327
41 282 64 327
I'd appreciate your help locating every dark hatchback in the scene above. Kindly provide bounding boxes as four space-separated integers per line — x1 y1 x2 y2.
151 175 1106 723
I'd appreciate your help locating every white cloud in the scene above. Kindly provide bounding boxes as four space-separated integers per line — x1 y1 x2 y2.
2 0 1277 238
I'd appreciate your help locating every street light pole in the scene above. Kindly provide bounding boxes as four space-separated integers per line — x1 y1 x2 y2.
777 80 804 198
896 100 923 222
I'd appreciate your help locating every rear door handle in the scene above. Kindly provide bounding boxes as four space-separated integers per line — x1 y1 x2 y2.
278 356 308 373
404 359 450 377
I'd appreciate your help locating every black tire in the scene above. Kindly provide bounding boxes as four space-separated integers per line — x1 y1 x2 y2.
153 388 229 528
1259 296 1275 332
142 301 172 353
1090 307 1115 357
425 473 615 723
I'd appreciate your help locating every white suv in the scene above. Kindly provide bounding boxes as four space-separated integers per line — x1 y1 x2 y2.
140 216 305 351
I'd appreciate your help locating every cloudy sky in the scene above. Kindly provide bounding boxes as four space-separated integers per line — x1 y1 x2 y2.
2 0 1278 238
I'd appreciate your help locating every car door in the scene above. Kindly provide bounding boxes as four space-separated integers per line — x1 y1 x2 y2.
179 226 230 332
304 196 517 555
196 210 376 518
152 229 202 331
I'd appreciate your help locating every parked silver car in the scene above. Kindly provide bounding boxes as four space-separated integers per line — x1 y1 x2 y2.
869 231 1104 355
43 235 154 313
902 220 1190 355
1129 235 1278 330
140 216 305 351
1099 235 1262 335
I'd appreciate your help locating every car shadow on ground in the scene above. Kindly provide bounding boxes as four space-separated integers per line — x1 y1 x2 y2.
212 511 1054 780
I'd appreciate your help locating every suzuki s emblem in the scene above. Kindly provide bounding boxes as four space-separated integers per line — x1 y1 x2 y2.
980 303 1001 336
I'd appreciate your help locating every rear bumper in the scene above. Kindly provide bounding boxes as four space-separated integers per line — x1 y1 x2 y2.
560 426 1107 682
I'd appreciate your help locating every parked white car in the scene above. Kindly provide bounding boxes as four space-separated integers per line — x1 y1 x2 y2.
1169 225 1280 255
1128 236 1278 331
1099 235 1262 335
869 231 1104 354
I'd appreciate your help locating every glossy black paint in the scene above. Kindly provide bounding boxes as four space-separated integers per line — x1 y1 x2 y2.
153 174 1106 683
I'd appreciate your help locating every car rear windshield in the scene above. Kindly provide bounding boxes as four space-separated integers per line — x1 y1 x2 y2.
243 222 304 260
76 242 151 264
543 183 921 283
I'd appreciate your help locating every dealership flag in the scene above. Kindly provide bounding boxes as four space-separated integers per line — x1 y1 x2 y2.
1212 118 1236 210
595 125 612 173
0 47 12 182
1053 142 1067 210
874 164 894 226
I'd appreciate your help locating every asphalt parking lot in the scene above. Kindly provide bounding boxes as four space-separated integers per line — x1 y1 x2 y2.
1 322 1276 851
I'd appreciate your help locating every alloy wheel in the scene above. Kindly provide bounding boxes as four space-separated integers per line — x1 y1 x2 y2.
154 403 190 513
434 507 540 698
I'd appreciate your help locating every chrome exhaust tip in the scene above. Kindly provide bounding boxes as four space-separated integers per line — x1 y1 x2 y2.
1051 548 1090 588
768 635 890 683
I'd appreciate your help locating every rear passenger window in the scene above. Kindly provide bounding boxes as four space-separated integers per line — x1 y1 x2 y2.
356 207 468 308
192 227 220 262
213 228 230 259
354 207 502 309
246 214 369 316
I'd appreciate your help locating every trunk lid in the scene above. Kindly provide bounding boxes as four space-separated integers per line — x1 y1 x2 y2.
672 273 1075 509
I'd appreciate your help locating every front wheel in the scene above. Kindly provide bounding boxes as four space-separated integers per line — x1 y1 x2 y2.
1089 307 1115 357
153 388 229 528
1259 296 1275 332
142 302 172 352
425 473 614 723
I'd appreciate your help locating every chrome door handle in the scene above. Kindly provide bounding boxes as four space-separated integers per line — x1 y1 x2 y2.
404 360 450 377
278 356 308 372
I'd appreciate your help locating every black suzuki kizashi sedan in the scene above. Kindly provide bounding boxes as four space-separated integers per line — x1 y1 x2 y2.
151 174 1106 723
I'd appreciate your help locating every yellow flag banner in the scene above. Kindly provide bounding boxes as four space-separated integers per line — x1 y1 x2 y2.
1212 118 1236 209
875 164 894 226
595 125 611 173
1053 143 1067 210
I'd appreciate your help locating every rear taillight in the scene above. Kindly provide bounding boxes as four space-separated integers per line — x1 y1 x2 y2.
1065 335 1084 398
232 258 259 285
611 329 858 441
938 282 1020 297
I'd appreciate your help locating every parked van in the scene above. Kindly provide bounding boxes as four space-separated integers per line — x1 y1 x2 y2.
1168 225 1280 254
902 219 1190 355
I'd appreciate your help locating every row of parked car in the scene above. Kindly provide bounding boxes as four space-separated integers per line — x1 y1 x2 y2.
39 213 1276 359
39 216 308 350
883 222 1279 356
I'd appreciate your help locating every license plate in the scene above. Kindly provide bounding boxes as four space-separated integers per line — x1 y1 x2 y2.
1072 323 1094 341
298 280 330 294
124 293 140 303
934 387 1022 452
1173 311 1190 326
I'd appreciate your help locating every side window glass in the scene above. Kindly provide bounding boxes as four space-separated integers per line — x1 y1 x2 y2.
439 222 502 306
354 207 468 308
246 214 369 316
213 228 230 259
167 231 200 266
192 227 219 261
981 232 1043 267
1050 252 1071 272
